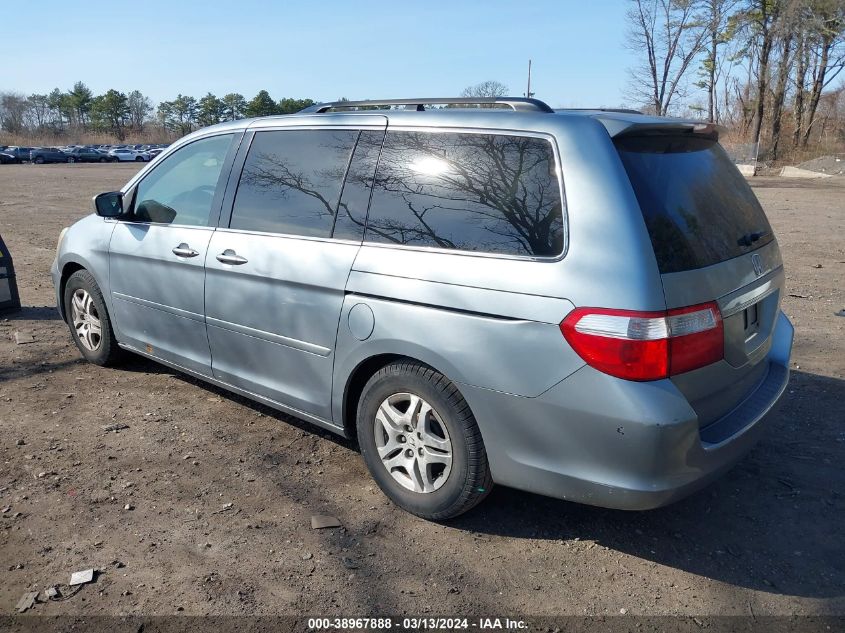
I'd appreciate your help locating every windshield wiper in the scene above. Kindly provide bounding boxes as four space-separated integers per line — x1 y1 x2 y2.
737 230 770 247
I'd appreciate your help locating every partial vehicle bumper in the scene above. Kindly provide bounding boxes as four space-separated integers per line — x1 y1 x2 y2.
51 258 64 321
461 311 794 510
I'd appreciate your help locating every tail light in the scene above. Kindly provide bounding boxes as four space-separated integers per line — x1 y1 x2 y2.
560 302 723 381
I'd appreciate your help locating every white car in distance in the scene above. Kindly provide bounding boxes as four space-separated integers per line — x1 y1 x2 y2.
108 148 151 162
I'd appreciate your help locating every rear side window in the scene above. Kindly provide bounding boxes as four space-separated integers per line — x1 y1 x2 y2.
365 131 564 257
231 129 359 237
616 136 774 274
333 130 385 242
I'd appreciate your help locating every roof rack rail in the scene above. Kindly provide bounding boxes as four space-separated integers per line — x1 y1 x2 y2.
299 97 555 114
556 107 644 115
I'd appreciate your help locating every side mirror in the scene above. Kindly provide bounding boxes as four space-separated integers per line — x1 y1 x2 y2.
93 191 124 218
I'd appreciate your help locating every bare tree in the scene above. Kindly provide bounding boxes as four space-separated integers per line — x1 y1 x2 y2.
127 90 152 131
793 14 811 147
461 81 510 98
745 0 786 147
769 1 801 159
25 94 51 130
0 92 29 134
698 0 742 122
626 0 709 115
799 0 845 146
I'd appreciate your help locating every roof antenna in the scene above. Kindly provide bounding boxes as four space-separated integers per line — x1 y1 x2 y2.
525 59 534 99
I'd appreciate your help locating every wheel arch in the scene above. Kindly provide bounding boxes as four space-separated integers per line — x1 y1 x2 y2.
341 353 404 439
58 261 87 321
341 353 465 441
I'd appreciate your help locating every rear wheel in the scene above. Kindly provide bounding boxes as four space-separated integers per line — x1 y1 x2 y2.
99 157 107 163
63 270 124 366
68 156 76 163
135 156 144 162
34 156 44 164
357 360 492 520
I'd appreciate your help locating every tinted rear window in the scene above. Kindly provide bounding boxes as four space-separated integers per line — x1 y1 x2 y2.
616 136 773 274
365 131 564 257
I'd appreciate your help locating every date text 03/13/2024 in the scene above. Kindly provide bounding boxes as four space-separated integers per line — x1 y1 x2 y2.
307 617 527 630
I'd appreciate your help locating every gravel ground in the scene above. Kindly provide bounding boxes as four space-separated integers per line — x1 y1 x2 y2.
0 164 843 618
796 154 845 176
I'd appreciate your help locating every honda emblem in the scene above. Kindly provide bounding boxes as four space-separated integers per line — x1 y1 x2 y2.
751 253 764 277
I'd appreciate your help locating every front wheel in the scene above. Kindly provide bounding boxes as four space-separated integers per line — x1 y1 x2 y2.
68 157 76 163
357 360 492 520
135 156 144 162
63 270 124 366
34 156 44 164
99 157 107 163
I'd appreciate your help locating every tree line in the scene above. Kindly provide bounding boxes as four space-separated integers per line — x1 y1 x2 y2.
0 81 512 143
157 91 315 137
626 0 845 160
0 83 314 141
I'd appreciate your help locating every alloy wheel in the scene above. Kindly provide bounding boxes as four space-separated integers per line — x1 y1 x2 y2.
373 392 453 493
70 289 102 351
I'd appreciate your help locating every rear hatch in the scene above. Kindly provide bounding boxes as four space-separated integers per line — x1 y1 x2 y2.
615 131 783 428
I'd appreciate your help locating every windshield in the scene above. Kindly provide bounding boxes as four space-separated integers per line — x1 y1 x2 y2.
616 135 774 274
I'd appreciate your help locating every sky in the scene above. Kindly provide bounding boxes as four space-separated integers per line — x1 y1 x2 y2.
2 0 633 109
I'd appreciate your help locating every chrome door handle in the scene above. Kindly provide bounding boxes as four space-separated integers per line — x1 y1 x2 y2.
172 243 199 258
216 249 248 265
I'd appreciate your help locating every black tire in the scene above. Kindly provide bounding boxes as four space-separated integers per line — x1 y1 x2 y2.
63 269 125 367
34 156 44 164
99 157 107 163
135 156 144 162
357 360 492 520
68 156 76 163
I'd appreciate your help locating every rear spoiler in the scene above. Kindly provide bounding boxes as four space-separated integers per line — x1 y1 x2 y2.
593 113 725 141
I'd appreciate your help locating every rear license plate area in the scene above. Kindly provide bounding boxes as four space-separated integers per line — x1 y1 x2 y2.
743 302 759 335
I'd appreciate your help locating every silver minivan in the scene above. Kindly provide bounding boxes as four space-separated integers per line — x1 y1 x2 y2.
52 97 793 519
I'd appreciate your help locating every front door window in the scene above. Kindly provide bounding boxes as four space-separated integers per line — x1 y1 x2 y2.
132 134 233 226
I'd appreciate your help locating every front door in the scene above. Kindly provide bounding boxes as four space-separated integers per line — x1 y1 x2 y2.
109 133 237 375
204 121 385 419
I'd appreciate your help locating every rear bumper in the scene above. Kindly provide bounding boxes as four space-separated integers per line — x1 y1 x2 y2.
461 311 794 510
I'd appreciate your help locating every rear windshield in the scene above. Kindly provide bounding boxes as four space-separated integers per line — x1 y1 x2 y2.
616 135 773 274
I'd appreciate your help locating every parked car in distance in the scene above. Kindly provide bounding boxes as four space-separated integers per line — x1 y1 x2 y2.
108 148 150 162
0 150 19 164
52 96 793 520
146 148 165 158
31 147 69 164
4 146 33 162
67 147 116 163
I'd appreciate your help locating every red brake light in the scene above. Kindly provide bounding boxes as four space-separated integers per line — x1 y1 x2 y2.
560 302 723 381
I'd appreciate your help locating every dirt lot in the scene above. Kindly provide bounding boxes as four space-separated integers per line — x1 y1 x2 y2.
0 164 843 618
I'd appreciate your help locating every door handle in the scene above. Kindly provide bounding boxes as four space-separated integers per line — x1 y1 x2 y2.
172 243 199 258
216 249 248 265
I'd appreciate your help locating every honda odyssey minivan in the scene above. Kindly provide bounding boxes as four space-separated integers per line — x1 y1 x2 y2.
52 97 793 519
